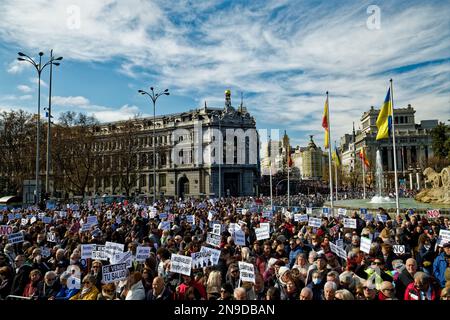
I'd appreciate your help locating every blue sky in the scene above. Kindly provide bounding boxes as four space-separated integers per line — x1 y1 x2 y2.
0 0 449 148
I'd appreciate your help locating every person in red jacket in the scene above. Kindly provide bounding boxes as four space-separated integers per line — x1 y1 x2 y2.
404 271 440 300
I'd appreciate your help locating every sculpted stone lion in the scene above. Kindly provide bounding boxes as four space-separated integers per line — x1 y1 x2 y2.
423 167 441 188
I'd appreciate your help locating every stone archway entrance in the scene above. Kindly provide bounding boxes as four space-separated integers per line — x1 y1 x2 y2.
178 176 189 198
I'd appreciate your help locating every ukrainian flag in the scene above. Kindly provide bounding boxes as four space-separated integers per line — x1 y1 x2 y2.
376 88 392 140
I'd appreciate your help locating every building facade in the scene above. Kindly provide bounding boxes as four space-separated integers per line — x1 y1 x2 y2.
60 92 260 198
339 104 439 189
300 135 325 180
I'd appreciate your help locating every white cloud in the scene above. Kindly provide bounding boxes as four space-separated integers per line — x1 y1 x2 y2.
0 0 448 149
89 104 144 123
17 84 33 93
52 95 90 107
7 60 29 74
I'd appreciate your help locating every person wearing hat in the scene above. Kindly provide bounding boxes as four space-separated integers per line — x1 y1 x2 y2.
433 242 450 288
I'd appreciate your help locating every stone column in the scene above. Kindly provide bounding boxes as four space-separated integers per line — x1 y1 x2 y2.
416 172 420 190
406 147 412 169
409 172 413 190
387 147 393 172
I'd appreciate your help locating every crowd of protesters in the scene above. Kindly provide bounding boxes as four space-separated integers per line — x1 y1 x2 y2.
0 195 449 301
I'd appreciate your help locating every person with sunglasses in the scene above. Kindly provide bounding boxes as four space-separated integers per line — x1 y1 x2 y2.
70 275 99 300
378 281 397 300
97 283 117 300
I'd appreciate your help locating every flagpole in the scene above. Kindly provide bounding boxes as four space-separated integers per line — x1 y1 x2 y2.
334 141 338 201
390 79 400 216
361 150 366 199
269 163 273 210
287 162 290 209
326 91 334 210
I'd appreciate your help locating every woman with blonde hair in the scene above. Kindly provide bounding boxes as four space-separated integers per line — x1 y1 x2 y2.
206 270 222 300
70 275 99 300
125 271 146 300
335 289 355 300
97 282 118 300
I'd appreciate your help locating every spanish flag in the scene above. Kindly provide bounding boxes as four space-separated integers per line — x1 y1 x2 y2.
332 146 341 167
322 96 329 149
376 88 393 140
359 147 370 168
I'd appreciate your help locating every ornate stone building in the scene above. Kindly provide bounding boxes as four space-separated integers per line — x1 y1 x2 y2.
339 104 439 189
80 92 260 198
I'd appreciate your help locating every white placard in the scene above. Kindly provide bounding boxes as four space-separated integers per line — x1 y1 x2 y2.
42 217 52 224
191 251 213 269
438 229 450 247
21 218 28 226
338 208 347 216
360 236 372 254
336 239 344 248
170 254 192 276
136 246 151 262
102 263 128 284
46 232 56 243
67 276 81 290
427 209 440 218
8 232 24 244
30 216 37 224
393 245 405 255
207 211 214 221
212 223 221 236
330 242 347 259
186 215 194 223
308 217 322 228
233 229 246 246
344 218 357 229
87 215 98 226
105 241 124 259
228 223 240 234
376 214 387 223
200 246 221 266
40 246 51 258
260 222 270 232
81 244 94 259
299 214 309 223
306 207 313 215
255 227 270 241
91 244 108 261
238 261 255 283
106 210 112 220
206 232 221 247
112 251 133 268
159 221 171 231
294 214 302 222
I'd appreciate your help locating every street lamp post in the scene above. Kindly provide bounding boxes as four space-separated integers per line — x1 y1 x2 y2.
218 112 225 199
44 50 63 197
138 87 169 204
17 51 62 205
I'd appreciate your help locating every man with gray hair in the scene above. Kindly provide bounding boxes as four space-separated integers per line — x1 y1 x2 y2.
233 287 247 300
39 270 61 299
323 281 337 300
394 258 417 299
299 287 313 300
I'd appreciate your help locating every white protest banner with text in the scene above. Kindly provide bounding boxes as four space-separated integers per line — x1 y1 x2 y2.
206 233 221 247
170 254 192 276
136 246 151 262
308 217 321 228
102 263 128 284
238 261 255 283
8 232 24 244
343 218 357 229
233 229 246 246
255 227 270 241
360 237 372 254
81 244 94 259
0 225 13 236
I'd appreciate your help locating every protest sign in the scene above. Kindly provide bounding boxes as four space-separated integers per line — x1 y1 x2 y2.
105 241 124 260
159 213 168 220
330 242 347 259
206 233 221 247
15 213 21 219
42 216 52 224
102 263 128 284
233 229 246 246
41 246 51 258
427 209 440 219
0 225 13 236
306 207 313 215
360 208 368 215
343 218 357 229
294 214 302 222
91 245 108 261
7 213 14 221
255 226 270 241
8 232 24 244
200 247 221 266
393 245 406 255
207 211 214 221
322 207 329 216
191 251 212 269
336 238 344 248
159 221 171 231
299 214 309 223
338 208 347 216
170 254 192 276
186 215 194 224
376 214 387 223
46 232 56 243
30 216 37 224
438 229 450 247
21 218 28 226
360 237 372 254
364 213 373 222
238 261 255 283
308 217 321 228
136 246 151 262
81 244 94 259
212 223 221 236
262 210 273 219
87 215 98 226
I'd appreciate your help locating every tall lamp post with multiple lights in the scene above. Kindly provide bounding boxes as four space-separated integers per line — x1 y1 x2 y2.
17 51 62 205
138 87 169 204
